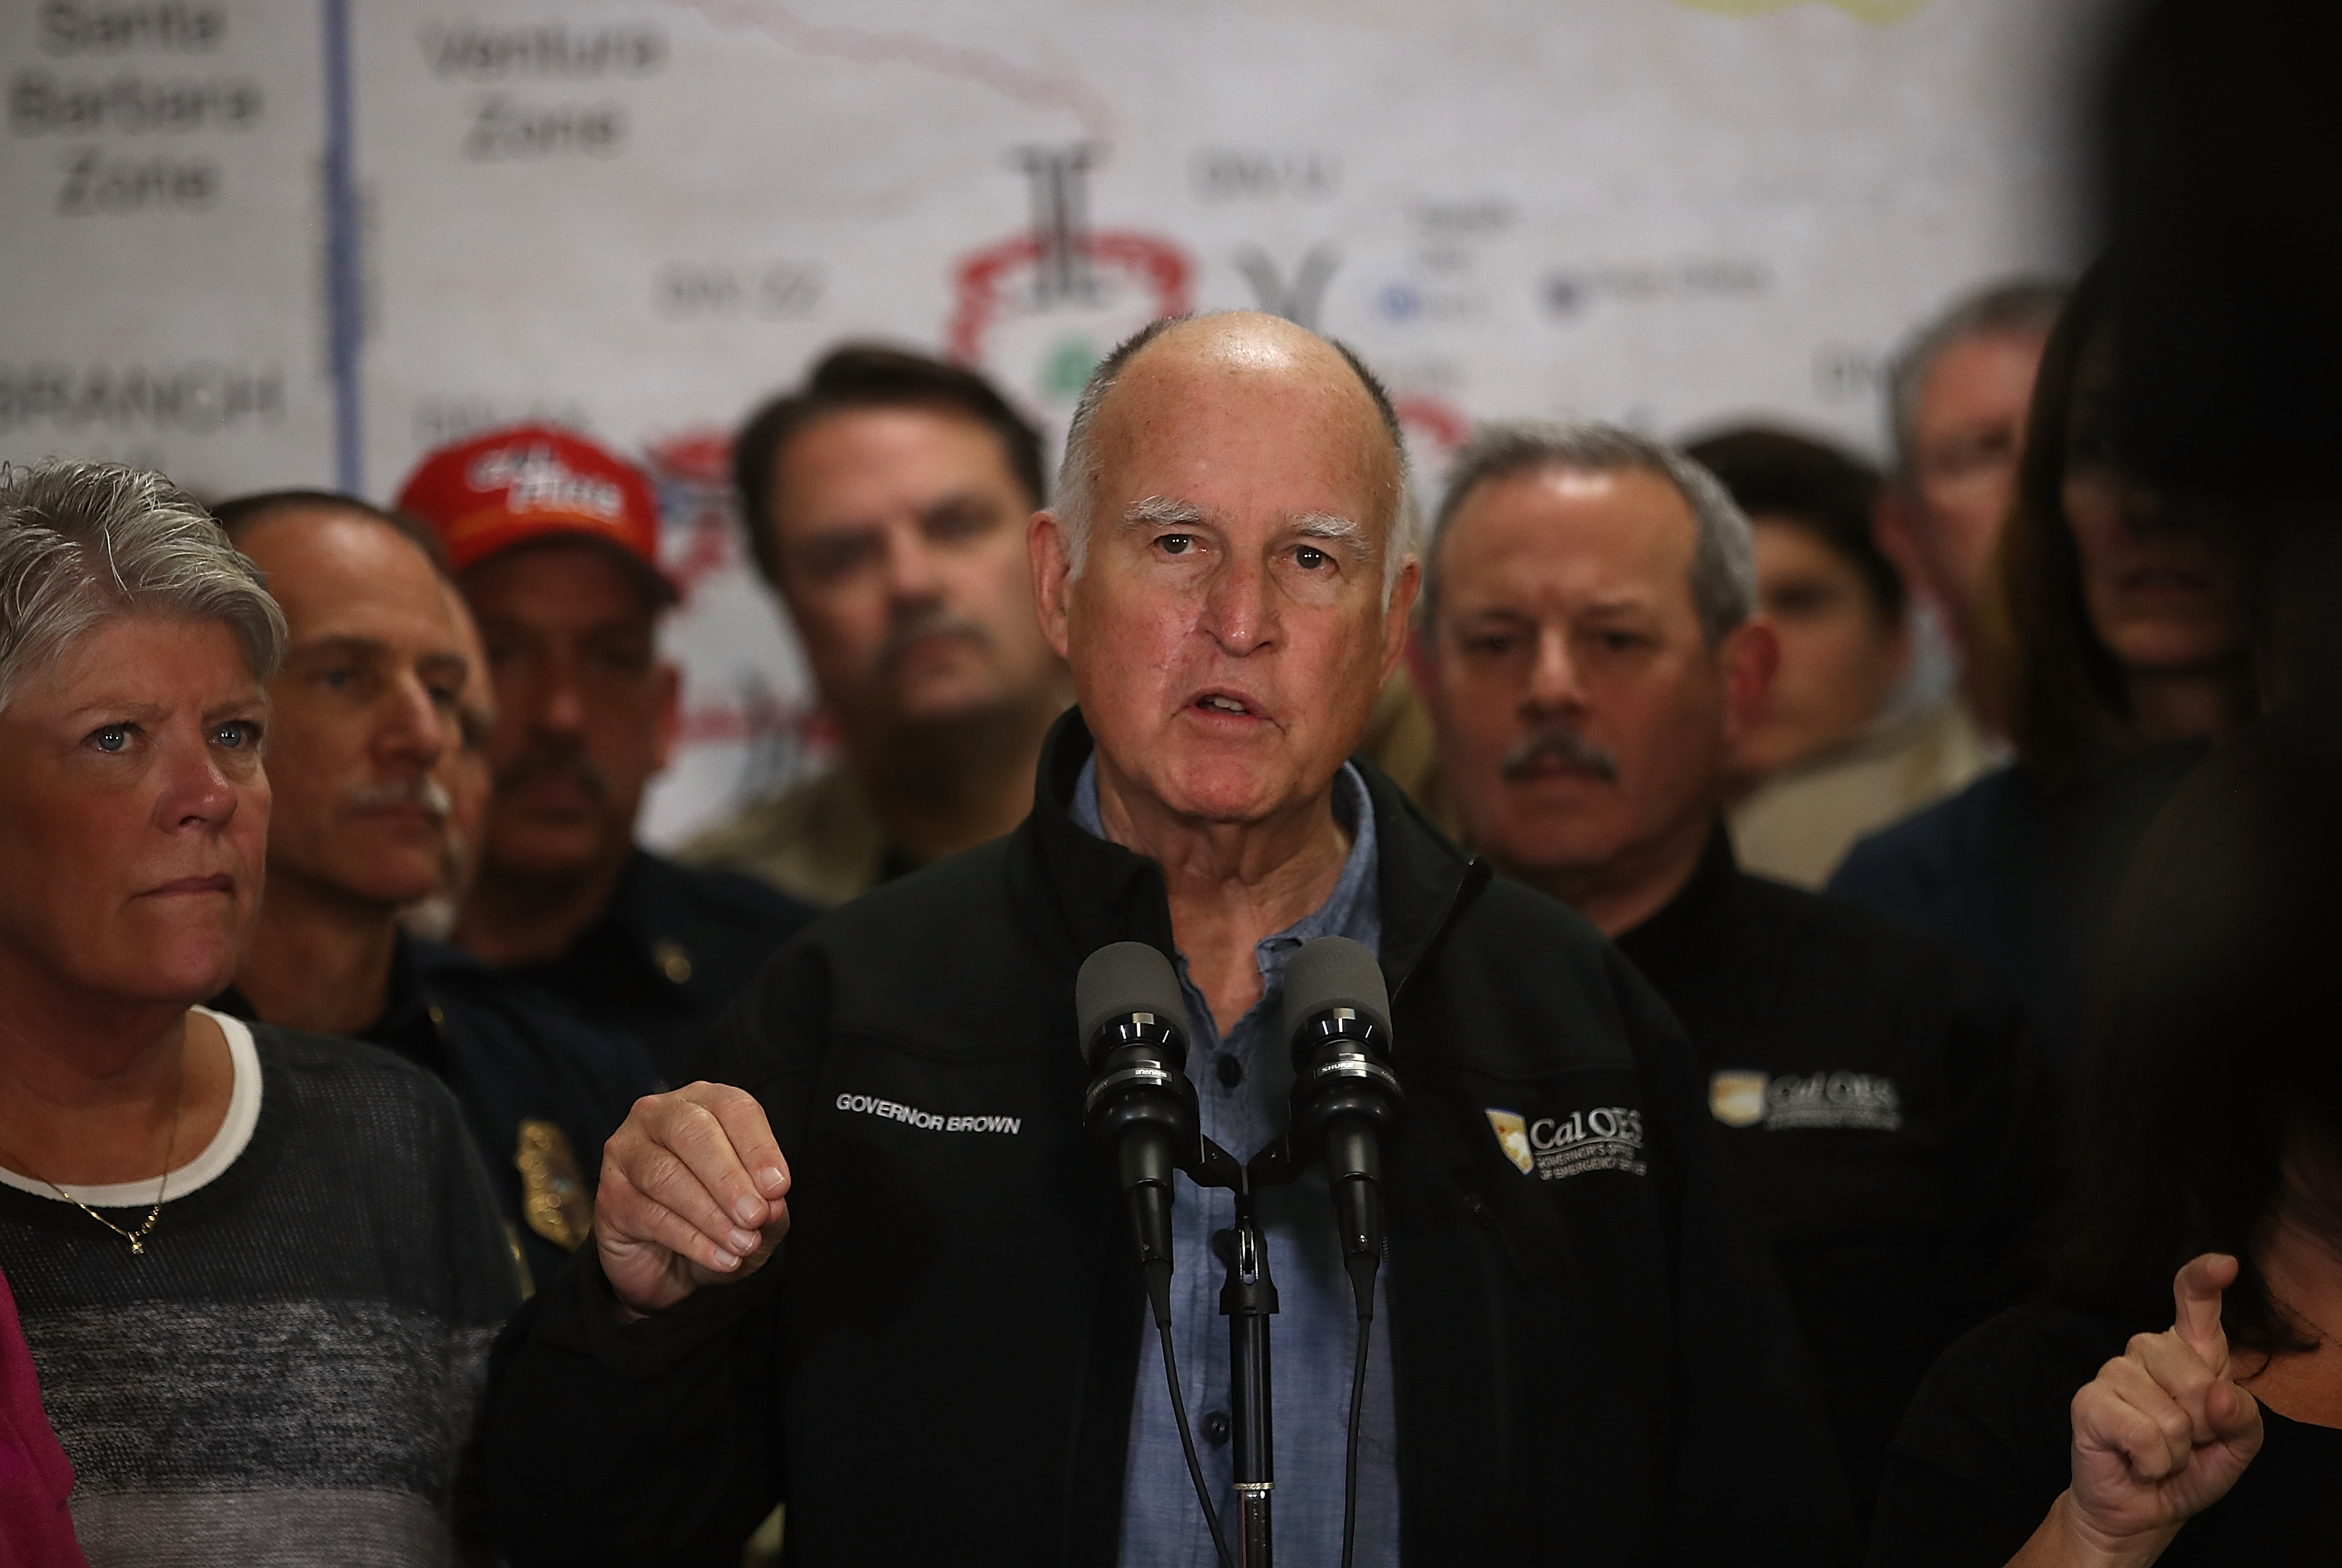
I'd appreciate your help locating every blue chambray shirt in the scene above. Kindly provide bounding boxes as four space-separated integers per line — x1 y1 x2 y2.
1075 757 1401 1567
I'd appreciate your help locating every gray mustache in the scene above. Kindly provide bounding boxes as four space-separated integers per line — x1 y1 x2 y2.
1500 724 1621 783
346 776 454 818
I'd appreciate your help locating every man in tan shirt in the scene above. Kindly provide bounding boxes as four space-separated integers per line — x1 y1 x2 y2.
683 347 1071 905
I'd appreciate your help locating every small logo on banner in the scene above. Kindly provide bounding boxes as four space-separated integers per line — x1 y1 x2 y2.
1485 1108 1534 1175
1486 1105 1647 1181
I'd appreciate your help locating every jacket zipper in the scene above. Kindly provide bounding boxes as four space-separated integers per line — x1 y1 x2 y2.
1389 855 1495 1008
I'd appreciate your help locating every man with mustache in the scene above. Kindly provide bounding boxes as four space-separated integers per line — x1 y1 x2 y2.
483 317 1853 1566
396 428 815 1080
1413 421 2060 1534
679 346 1073 905
211 490 660 1289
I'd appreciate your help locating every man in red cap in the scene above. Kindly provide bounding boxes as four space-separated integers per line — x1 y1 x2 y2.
398 425 813 1080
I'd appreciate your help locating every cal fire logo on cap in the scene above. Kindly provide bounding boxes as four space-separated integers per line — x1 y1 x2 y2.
1486 1104 1646 1181
467 442 628 525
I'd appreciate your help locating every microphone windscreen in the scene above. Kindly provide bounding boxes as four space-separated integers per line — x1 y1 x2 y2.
1077 941 1191 1064
1281 936 1392 1044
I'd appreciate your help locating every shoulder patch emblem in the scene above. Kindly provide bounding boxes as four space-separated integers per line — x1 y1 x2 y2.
1485 1108 1534 1175
515 1118 594 1251
1488 1104 1649 1181
1709 1070 1771 1128
1708 1069 1904 1132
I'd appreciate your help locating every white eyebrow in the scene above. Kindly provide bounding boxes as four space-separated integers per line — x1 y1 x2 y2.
1116 499 1373 565
1291 512 1365 543
1291 511 1374 566
1119 495 1208 531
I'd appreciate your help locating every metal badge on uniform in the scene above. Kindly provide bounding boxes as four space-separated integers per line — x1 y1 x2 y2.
515 1119 594 1251
1484 1108 1534 1175
1709 1070 1771 1128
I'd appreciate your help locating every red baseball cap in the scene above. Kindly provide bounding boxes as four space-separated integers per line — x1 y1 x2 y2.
395 424 676 604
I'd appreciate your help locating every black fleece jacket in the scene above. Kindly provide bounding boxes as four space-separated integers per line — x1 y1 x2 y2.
483 711 1853 1566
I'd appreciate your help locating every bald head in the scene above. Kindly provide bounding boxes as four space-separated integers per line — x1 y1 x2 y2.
1027 311 1422 834
1055 312 1416 602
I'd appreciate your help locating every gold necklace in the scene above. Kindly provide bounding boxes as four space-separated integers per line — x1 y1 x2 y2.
0 1056 187 1257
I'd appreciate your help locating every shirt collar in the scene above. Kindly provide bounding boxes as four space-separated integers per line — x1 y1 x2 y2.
1610 819 1738 985
1071 754 1381 1033
1072 757 1376 901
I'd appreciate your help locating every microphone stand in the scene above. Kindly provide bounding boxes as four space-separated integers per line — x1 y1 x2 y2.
1191 1138 1311 1568
1213 1191 1277 1567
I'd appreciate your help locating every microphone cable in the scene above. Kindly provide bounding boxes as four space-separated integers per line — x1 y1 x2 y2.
1148 1271 1235 1568
1340 1252 1374 1568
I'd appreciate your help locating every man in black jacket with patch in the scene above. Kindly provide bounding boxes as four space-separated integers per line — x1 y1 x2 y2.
1410 419 2060 1531
483 315 1852 1565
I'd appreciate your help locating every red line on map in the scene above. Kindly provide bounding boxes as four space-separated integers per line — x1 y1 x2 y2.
667 0 1117 145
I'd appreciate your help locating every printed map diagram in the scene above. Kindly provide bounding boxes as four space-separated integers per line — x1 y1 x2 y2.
0 0 2110 841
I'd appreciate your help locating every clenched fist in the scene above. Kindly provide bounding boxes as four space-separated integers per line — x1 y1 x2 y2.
595 1082 792 1318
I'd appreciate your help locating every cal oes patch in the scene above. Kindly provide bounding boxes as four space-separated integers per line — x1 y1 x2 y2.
1707 1069 1904 1132
1485 1108 1534 1175
1487 1104 1647 1181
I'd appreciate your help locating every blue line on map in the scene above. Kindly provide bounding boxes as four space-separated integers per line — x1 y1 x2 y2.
322 0 361 493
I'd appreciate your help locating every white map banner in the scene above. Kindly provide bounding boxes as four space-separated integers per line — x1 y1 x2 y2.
0 0 2109 844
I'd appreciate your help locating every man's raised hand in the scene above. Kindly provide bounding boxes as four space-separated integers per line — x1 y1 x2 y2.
595 1083 792 1318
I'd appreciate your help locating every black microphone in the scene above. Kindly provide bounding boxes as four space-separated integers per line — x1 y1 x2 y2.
1282 936 1404 1319
1077 940 1201 1324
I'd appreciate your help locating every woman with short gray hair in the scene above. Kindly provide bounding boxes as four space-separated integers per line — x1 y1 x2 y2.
0 461 519 1564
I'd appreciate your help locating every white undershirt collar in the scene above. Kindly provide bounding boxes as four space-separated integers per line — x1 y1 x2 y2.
0 1006 263 1207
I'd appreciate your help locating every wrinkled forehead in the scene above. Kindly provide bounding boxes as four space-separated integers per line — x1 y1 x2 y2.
8 609 265 720
1441 464 1700 606
1922 326 2054 415
240 507 455 637
1092 329 1404 517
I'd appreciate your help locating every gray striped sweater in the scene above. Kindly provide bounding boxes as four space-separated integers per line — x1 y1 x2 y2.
0 1027 522 1566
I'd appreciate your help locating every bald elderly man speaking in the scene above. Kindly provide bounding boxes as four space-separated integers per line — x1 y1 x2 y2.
484 315 1850 1566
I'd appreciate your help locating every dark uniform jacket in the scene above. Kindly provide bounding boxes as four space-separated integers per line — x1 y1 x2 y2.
499 848 817 1083
215 933 661 1292
1827 747 2205 1074
1615 828 2061 1529
482 712 1853 1566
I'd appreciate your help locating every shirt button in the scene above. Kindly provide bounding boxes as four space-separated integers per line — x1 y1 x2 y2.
1215 1054 1244 1090
653 939 693 985
1202 1410 1231 1447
